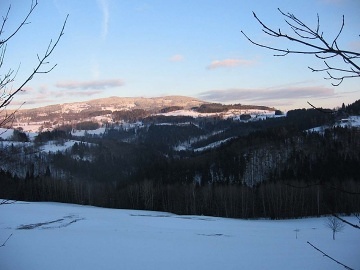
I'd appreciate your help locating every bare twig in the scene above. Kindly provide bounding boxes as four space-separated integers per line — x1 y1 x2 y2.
0 200 14 249
307 241 354 270
307 101 335 114
241 9 360 85
0 1 38 45
332 214 360 230
0 1 68 130
0 234 13 248
0 14 68 110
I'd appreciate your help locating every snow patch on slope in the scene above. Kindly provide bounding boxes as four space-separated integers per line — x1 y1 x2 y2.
194 137 234 152
0 128 14 140
308 116 360 133
158 109 281 120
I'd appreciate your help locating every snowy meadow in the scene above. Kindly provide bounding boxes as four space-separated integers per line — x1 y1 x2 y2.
0 201 359 270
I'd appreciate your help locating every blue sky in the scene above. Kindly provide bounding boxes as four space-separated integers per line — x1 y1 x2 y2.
2 0 360 111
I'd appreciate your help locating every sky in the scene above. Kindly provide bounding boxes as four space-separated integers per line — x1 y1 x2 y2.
2 0 360 111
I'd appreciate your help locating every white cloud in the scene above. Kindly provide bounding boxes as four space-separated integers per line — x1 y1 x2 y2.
56 79 124 90
10 85 104 109
98 0 109 40
207 58 256 70
319 0 347 4
198 86 336 104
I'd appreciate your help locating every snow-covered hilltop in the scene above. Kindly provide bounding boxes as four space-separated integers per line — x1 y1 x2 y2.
10 95 279 133
0 96 282 179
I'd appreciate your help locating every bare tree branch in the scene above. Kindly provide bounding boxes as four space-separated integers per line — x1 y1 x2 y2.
0 1 68 129
0 1 38 45
241 9 360 85
0 233 13 248
0 14 68 110
307 101 335 114
307 241 354 270
332 214 360 230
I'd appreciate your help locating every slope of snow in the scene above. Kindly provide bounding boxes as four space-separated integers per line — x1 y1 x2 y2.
194 137 234 152
0 201 359 270
72 127 107 137
0 128 38 141
158 109 210 117
173 130 224 152
157 109 280 120
12 122 47 133
0 139 85 154
338 115 360 128
0 141 33 148
307 116 360 134
39 140 78 153
0 128 14 140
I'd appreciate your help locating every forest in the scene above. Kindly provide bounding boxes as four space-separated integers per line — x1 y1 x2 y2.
1 101 359 219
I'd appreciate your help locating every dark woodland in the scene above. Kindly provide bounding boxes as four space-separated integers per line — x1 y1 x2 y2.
1 101 359 220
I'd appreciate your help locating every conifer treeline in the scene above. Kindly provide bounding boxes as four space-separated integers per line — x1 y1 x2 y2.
1 125 359 219
1 173 358 219
1 106 360 219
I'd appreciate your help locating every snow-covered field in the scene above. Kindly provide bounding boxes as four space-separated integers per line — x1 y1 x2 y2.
0 201 359 270
157 109 280 121
308 116 360 133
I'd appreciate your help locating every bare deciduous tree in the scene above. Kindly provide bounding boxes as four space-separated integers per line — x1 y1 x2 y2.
0 0 68 128
241 9 360 86
325 216 345 240
0 0 67 249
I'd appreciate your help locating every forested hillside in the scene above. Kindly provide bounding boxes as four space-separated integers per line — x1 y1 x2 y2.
1 101 359 219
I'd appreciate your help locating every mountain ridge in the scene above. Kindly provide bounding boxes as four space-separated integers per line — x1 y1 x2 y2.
11 95 278 132
18 95 209 114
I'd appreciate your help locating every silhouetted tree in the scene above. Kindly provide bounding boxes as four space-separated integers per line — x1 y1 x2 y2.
0 0 68 127
325 216 345 240
242 9 359 86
